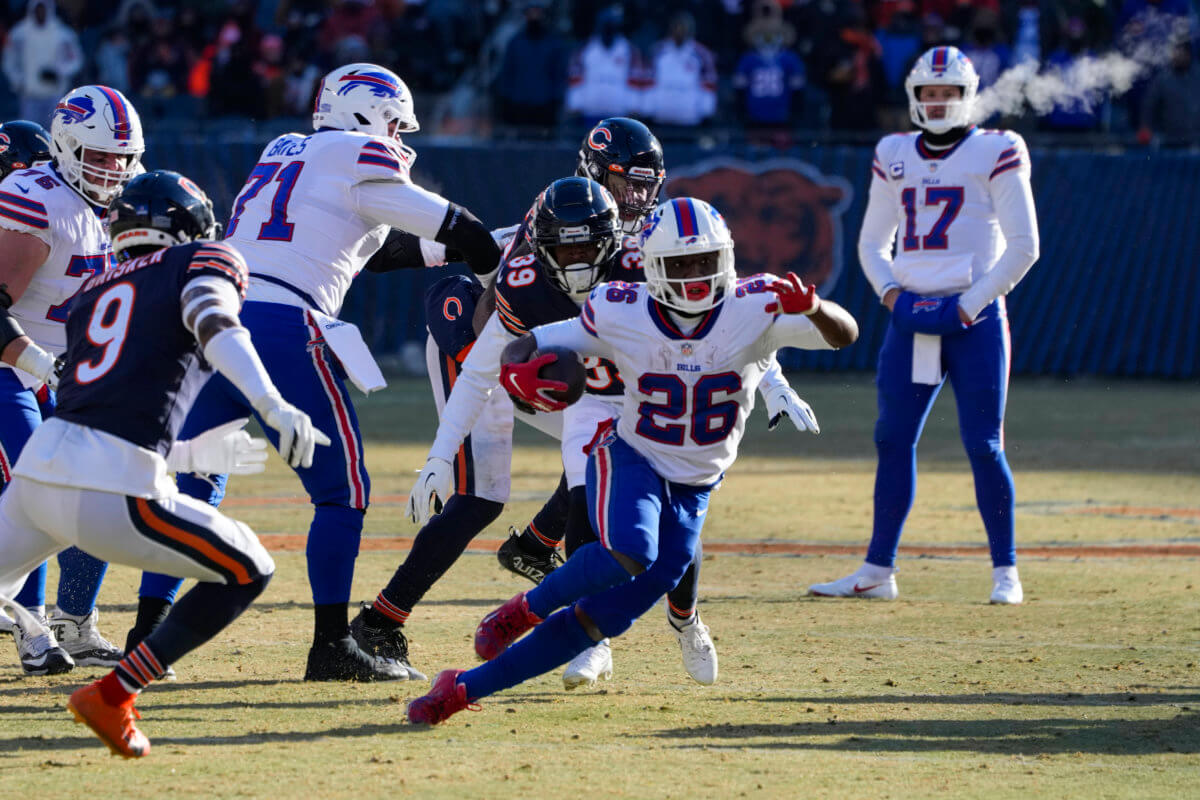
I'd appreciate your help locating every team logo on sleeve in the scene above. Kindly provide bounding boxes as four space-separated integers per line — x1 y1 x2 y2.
54 96 97 124
666 158 853 294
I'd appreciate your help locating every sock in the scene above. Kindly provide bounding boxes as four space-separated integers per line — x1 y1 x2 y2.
460 606 595 700
518 474 570 554
858 562 895 580
14 562 46 610
112 641 168 697
666 544 701 629
526 542 630 620
98 670 138 705
138 572 184 603
562 487 596 558
363 597 406 630
143 575 271 665
124 596 173 652
54 547 108 616
313 602 348 645
377 494 503 618
306 504 364 605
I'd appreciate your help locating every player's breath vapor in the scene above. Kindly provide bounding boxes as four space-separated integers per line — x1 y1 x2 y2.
970 14 1191 122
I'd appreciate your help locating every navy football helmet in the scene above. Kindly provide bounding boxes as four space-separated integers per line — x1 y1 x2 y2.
576 117 665 234
528 177 621 302
109 170 219 260
0 120 51 179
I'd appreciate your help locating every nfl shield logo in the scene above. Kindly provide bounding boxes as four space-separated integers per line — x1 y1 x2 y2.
681 343 694 357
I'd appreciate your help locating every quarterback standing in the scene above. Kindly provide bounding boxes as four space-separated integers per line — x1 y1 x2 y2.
807 46 1039 604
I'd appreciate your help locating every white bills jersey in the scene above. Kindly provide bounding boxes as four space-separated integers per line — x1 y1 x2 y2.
226 129 450 316
535 278 833 486
0 166 111 387
865 127 1032 298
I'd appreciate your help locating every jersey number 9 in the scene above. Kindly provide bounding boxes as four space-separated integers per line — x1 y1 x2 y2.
75 283 135 384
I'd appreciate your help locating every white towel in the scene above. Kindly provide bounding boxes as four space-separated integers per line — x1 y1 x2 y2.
307 310 387 395
911 333 943 385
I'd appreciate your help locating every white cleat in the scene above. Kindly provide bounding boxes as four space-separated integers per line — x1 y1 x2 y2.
14 613 74 675
0 609 16 635
50 608 124 667
671 613 717 685
563 639 613 690
807 565 898 600
990 566 1023 605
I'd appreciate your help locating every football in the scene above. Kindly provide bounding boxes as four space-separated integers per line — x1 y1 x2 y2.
532 345 587 405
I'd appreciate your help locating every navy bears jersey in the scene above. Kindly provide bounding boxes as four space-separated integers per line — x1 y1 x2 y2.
55 241 249 456
493 227 642 397
425 274 483 363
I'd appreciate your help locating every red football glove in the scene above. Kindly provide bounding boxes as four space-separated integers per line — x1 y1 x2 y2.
499 353 569 413
764 272 820 316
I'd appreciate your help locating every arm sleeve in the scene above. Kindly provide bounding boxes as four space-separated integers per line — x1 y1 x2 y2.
427 313 512 463
959 140 1040 320
859 147 901 300
531 317 615 361
201 326 278 411
756 355 788 398
354 180 451 242
760 313 836 356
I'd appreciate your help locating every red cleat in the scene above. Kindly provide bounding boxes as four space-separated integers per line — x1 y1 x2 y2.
474 592 542 661
406 669 477 725
67 682 150 758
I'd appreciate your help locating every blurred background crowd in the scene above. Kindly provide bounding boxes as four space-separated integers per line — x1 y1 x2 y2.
1 0 1197 146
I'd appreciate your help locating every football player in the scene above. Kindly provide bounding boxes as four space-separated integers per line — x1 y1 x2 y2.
0 97 143 675
133 64 505 682
0 169 327 758
806 47 1039 604
405 197 858 723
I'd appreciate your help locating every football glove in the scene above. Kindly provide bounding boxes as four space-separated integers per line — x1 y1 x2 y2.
167 419 269 476
499 354 568 414
14 344 60 390
406 457 453 526
762 384 820 434
254 394 332 469
764 272 821 316
891 292 969 336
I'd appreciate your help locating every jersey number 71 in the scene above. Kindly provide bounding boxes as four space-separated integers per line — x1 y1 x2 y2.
227 161 306 242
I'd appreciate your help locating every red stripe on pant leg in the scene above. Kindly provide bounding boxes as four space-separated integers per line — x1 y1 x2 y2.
0 442 10 483
596 446 611 549
306 319 365 507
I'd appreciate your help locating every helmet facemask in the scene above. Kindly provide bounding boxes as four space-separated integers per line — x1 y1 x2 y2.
537 236 616 303
603 167 664 234
908 84 973 133
646 246 735 314
905 46 980 134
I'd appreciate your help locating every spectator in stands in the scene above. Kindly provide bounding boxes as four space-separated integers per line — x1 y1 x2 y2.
132 15 190 100
962 8 1010 89
320 0 383 60
2 0 83 125
493 0 569 131
1118 0 1199 129
566 5 645 125
732 8 805 132
1139 37 1200 144
641 11 717 127
876 1 922 128
1041 17 1103 131
94 26 131 96
814 5 885 131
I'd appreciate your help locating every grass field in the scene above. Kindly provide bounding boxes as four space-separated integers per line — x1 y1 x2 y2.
2 374 1198 798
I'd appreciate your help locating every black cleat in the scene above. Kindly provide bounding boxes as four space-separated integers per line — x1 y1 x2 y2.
496 529 564 585
349 604 426 681
303 635 408 682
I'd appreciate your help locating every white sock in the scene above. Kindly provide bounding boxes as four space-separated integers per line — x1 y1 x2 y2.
859 562 894 581
993 565 1019 582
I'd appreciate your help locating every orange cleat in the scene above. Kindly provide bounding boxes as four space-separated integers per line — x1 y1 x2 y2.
67 682 150 758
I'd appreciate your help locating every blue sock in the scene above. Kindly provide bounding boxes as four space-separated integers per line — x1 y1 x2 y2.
55 547 107 616
969 447 1016 567
460 606 595 699
14 562 47 609
306 504 363 604
139 572 184 603
526 541 630 620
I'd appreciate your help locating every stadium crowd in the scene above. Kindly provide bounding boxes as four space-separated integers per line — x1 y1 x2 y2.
0 0 1197 143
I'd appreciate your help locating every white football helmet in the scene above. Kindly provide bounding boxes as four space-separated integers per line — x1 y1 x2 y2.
312 63 419 141
640 197 736 314
50 85 144 207
905 46 979 134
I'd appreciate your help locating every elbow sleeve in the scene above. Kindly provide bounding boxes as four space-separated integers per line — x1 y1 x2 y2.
434 204 501 278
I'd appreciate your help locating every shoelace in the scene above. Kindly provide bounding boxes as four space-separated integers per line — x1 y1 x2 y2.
23 632 58 655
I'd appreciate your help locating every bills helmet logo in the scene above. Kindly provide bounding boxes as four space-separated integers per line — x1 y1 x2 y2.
337 72 402 98
666 158 853 294
54 96 97 125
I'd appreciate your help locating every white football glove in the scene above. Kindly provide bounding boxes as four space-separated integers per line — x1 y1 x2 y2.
254 394 332 469
14 345 60 391
166 419 269 475
763 385 820 434
406 457 453 526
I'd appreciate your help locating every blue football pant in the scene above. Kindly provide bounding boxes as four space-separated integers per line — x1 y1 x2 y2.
868 298 1016 568
0 371 108 615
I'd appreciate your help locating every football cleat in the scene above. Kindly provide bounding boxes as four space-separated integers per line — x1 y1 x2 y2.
67 681 149 758
807 566 898 600
990 566 1024 605
670 613 717 685
562 639 613 690
496 529 564 585
0 609 16 634
349 604 426 681
474 592 542 661
15 612 74 676
50 608 124 667
304 636 408 682
406 669 477 725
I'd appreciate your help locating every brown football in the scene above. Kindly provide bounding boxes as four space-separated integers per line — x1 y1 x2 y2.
532 346 586 404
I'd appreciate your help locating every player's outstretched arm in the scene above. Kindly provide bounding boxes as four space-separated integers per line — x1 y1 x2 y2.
765 272 858 350
0 228 60 388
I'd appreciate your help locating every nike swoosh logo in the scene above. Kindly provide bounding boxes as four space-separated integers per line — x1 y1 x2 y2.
13 183 29 194
853 582 883 593
506 373 524 395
